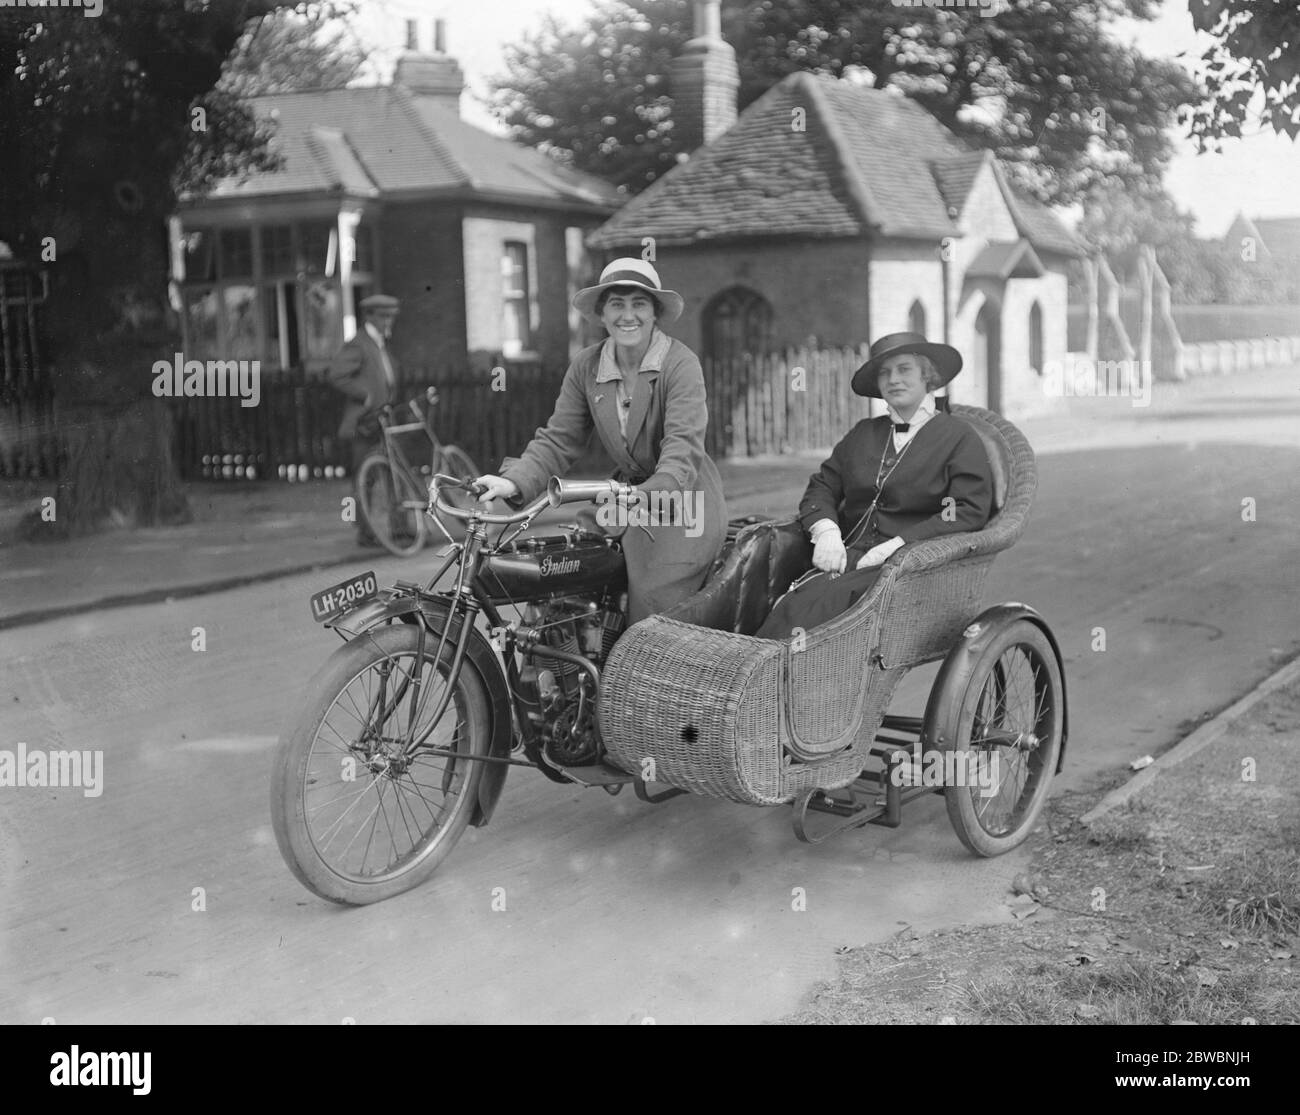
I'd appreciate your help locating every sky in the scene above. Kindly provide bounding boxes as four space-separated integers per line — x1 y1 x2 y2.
351 0 1300 239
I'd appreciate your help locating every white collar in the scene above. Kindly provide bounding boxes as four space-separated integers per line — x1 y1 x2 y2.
887 392 937 426
595 327 671 383
364 321 386 348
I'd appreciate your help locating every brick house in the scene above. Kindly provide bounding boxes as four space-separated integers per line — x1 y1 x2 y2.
173 31 621 382
588 2 1084 418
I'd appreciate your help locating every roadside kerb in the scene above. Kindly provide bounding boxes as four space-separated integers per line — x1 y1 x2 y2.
1079 652 1300 824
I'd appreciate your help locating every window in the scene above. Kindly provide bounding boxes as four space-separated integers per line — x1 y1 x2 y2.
184 231 216 282
353 225 375 272
1029 300 1044 375
908 299 927 336
181 218 367 366
502 241 530 356
260 225 294 275
218 228 253 279
299 221 333 275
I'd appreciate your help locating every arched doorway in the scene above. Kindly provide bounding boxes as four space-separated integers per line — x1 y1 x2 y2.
908 299 927 336
702 286 773 365
973 300 1002 412
1028 300 1044 376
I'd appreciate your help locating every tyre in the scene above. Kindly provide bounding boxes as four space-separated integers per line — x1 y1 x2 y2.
943 619 1063 857
271 623 489 904
436 445 481 513
356 454 427 557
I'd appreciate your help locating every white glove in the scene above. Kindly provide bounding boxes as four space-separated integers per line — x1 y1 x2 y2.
474 474 520 503
810 519 847 574
856 536 905 569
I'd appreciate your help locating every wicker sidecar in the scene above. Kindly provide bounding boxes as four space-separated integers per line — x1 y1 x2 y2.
598 404 1068 855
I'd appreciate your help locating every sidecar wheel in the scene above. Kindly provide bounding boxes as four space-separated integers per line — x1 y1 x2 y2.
271 624 488 905
943 620 1063 857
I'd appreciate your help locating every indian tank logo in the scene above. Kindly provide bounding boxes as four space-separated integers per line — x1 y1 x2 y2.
539 555 581 577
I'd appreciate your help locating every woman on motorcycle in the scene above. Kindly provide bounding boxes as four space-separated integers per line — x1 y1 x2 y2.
474 259 727 625
755 331 994 640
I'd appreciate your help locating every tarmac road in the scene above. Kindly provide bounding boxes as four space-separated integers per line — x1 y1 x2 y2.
2 370 1298 1023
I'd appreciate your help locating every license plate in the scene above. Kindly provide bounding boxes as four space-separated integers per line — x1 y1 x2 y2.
309 571 379 624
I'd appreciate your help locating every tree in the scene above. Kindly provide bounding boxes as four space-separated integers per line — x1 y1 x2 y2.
219 1 364 98
0 1 345 538
1075 182 1215 303
1187 0 1300 146
490 0 1198 204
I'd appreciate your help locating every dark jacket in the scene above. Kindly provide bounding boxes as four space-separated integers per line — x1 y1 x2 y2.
326 330 399 440
799 413 993 554
501 332 727 624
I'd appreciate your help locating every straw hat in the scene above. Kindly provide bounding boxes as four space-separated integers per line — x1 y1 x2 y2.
572 258 684 324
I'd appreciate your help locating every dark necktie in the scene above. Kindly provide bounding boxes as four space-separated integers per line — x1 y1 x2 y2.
893 422 910 433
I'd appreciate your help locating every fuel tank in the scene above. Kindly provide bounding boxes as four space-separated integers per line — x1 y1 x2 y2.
480 532 627 604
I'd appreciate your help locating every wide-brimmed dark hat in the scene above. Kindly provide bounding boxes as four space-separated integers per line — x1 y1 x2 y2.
852 332 963 398
572 258 684 324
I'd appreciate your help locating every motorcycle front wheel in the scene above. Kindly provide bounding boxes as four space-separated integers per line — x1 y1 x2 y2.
271 623 488 905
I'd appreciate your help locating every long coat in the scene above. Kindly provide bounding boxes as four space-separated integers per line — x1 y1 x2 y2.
326 330 399 441
756 413 992 640
501 331 727 625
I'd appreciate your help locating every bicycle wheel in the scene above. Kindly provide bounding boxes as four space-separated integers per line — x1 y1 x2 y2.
436 445 481 513
943 620 1063 857
271 623 489 905
356 454 427 557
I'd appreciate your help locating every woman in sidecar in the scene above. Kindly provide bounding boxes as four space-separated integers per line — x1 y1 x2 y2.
474 259 727 625
755 332 994 639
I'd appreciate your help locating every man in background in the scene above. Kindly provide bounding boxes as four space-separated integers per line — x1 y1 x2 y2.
327 294 401 547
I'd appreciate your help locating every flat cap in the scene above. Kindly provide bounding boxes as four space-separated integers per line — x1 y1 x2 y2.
359 294 400 311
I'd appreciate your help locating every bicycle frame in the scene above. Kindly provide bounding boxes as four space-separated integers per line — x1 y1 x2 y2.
373 396 443 508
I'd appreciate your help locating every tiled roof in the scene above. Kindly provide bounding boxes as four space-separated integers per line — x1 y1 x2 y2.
590 71 1082 257
590 72 869 247
189 86 621 212
931 151 990 216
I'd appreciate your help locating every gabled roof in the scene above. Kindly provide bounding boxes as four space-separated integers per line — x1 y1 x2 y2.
184 86 622 214
589 71 1082 256
966 240 1046 280
931 151 990 216
1251 216 1300 258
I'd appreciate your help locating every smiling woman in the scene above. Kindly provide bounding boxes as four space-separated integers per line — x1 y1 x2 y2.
473 257 727 625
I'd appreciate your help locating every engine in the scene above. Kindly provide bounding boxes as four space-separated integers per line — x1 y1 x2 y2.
517 591 626 768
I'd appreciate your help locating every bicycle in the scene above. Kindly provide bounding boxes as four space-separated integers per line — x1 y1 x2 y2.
354 387 480 557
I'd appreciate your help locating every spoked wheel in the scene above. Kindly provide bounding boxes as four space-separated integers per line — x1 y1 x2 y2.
271 623 488 904
436 445 481 513
356 454 428 557
943 619 1063 857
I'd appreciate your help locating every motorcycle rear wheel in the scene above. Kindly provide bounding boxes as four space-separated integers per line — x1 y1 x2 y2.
271 623 488 905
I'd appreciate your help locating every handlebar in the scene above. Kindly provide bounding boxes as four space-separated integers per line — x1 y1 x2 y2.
429 475 638 524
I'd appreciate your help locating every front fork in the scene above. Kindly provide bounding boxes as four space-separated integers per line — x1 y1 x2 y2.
396 526 489 758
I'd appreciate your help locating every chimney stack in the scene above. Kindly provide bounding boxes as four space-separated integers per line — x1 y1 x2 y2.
669 0 739 154
393 18 464 116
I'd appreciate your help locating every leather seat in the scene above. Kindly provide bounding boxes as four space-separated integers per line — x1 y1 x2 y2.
663 519 811 635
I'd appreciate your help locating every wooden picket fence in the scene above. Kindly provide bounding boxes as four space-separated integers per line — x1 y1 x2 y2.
2 344 884 483
701 345 877 458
